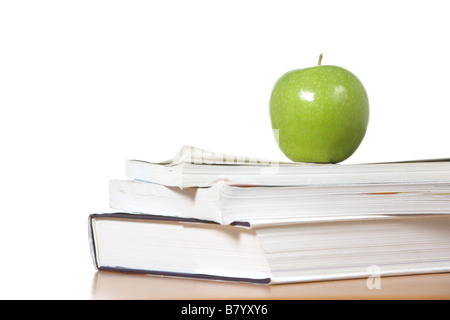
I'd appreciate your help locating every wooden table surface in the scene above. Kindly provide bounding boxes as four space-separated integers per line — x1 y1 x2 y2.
91 271 450 300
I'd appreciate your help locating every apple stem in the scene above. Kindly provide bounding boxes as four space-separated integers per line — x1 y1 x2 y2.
318 54 323 66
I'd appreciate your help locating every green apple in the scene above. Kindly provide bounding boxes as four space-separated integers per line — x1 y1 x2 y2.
269 56 369 163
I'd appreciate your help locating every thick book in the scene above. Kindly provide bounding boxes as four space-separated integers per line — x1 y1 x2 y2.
89 213 450 284
109 179 450 225
125 146 450 188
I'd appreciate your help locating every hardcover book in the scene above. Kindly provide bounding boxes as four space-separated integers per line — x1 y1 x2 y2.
89 213 450 284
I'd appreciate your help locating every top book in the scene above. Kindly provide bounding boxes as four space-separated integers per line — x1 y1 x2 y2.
126 146 450 189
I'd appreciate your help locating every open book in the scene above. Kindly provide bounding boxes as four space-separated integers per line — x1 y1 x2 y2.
126 146 450 189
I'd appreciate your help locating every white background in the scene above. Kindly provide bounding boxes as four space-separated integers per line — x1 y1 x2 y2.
1 1 449 299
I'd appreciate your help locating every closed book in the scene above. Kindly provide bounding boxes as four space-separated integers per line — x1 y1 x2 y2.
89 213 450 284
109 179 450 225
125 146 450 189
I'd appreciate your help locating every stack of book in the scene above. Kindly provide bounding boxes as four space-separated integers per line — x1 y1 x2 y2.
89 146 450 284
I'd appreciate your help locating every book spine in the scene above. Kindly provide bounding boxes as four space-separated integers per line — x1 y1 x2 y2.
87 214 100 270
